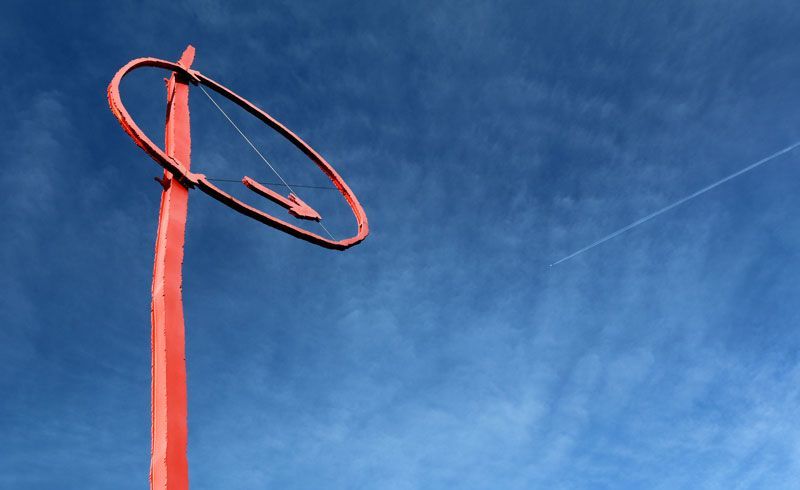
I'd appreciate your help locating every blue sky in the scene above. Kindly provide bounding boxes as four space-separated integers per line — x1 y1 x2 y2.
2 1 800 489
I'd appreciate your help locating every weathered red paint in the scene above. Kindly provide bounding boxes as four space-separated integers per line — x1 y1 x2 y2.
107 53 369 250
149 45 194 490
242 176 321 221
107 46 369 490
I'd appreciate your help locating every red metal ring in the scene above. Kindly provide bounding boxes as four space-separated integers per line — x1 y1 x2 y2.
107 57 369 250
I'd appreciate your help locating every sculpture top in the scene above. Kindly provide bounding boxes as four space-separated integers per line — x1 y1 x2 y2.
107 49 369 250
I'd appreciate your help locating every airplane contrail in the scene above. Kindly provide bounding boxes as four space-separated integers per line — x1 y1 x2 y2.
549 140 800 267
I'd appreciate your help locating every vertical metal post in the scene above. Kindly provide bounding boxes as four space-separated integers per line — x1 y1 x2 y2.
150 45 194 490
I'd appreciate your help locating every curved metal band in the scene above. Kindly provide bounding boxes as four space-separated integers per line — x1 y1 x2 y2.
107 57 369 251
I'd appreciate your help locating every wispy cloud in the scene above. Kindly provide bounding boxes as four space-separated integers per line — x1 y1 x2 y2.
3 2 800 489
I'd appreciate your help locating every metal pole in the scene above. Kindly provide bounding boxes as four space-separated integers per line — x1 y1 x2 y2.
106 44 370 489
150 45 194 490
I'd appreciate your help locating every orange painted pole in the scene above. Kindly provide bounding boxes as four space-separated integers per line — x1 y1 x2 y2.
149 45 195 490
107 45 370 489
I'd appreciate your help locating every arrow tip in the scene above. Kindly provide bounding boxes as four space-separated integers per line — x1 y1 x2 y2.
288 193 322 222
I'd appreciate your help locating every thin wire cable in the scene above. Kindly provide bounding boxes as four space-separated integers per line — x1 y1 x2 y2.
197 84 336 240
196 85 296 193
549 140 800 267
318 221 335 240
206 177 336 190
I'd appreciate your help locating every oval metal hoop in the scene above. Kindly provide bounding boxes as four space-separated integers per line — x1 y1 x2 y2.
107 57 369 250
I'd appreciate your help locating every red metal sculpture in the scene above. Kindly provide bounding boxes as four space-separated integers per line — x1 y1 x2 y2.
107 46 369 490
